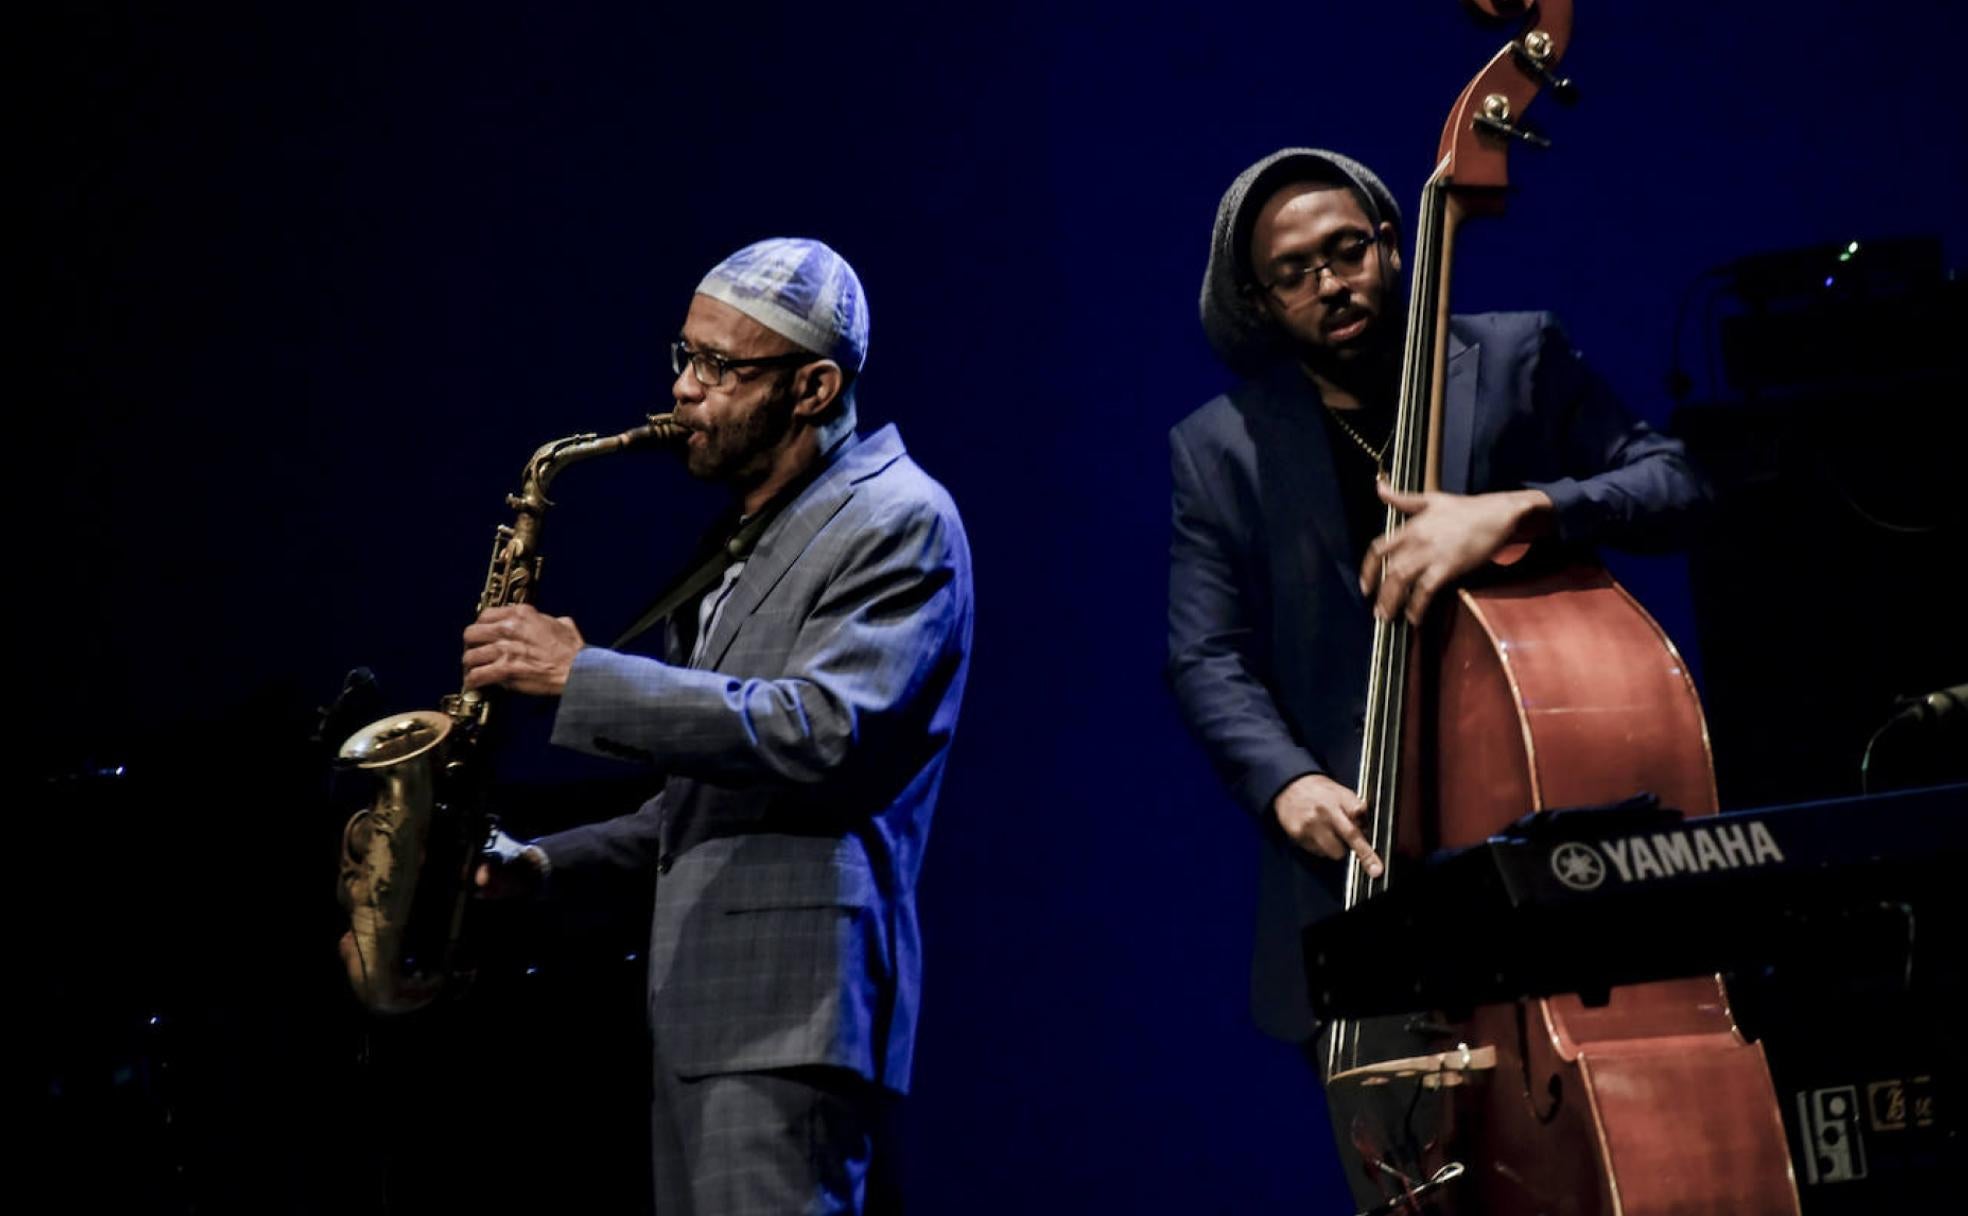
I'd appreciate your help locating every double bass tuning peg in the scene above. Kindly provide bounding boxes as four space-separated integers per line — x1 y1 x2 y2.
1512 33 1580 105
1474 95 1554 150
1467 31 1574 150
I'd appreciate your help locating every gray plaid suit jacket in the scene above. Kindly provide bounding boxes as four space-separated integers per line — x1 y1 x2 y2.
534 423 971 1093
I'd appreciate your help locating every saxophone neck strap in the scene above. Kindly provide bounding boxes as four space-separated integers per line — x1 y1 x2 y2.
610 507 776 652
608 428 854 653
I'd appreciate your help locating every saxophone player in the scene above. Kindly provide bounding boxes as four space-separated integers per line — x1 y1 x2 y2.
466 237 973 1216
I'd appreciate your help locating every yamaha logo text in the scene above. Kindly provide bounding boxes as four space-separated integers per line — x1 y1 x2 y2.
1549 822 1787 891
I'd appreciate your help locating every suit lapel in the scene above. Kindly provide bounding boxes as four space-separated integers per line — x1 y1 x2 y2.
1439 331 1478 495
696 425 904 670
1243 368 1364 612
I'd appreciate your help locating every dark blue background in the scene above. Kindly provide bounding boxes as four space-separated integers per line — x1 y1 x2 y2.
29 2 1964 1211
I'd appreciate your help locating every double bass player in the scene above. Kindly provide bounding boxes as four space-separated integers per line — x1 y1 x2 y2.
1165 146 1712 1199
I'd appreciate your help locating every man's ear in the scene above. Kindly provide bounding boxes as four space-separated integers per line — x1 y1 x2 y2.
1378 221 1402 277
791 359 843 419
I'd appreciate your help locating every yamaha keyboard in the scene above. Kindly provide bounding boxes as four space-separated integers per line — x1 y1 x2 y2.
1302 782 1968 1021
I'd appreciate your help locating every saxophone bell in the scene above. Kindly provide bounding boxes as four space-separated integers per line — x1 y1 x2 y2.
336 710 464 1014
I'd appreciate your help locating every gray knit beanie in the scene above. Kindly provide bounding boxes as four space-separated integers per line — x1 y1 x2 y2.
1198 148 1401 376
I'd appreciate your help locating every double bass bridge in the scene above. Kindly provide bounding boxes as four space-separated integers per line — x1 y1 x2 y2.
1327 1041 1500 1091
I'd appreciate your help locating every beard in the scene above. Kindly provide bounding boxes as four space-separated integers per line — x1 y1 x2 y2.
683 373 798 484
1294 300 1406 391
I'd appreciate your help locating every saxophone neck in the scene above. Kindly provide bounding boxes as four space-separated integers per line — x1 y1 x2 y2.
519 412 688 508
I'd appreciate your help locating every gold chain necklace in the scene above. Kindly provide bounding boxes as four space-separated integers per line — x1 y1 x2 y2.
1325 405 1389 468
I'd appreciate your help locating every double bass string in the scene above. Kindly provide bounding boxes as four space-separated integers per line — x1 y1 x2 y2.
1357 174 1450 907
1329 174 1451 1075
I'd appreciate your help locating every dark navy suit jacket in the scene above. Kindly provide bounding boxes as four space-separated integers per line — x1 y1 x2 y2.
1166 312 1710 1041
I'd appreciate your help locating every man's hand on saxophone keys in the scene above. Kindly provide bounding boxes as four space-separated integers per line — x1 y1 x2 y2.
474 827 550 900
461 603 585 696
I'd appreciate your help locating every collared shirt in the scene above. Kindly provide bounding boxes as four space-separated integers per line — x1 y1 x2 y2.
689 545 749 668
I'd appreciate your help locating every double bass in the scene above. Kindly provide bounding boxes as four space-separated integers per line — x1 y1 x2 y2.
1316 4 1800 1212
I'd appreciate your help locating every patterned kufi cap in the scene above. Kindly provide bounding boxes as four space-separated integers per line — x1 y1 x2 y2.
696 237 870 373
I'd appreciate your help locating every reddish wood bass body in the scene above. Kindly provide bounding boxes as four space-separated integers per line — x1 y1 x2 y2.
1418 563 1798 1214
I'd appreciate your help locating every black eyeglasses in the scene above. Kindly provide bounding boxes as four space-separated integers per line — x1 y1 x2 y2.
670 339 815 389
1253 230 1381 301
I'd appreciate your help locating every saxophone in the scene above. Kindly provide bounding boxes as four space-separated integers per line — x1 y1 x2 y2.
336 412 688 1013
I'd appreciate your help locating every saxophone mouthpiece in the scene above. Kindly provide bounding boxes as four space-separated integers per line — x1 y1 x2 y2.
644 411 691 443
